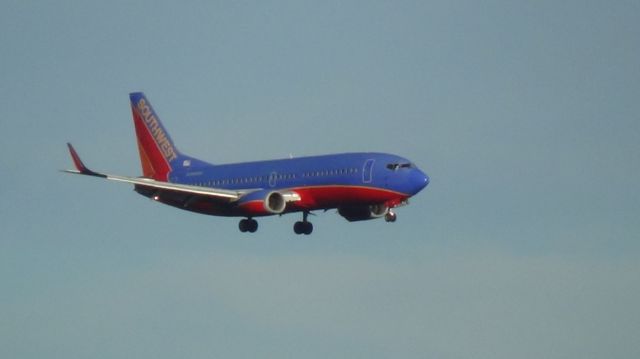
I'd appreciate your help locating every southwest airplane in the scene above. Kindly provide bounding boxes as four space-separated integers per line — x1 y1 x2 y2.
64 92 429 234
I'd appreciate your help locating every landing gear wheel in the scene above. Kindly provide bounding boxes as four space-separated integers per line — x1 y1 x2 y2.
239 219 248 232
385 211 397 223
303 221 313 235
294 221 313 235
248 219 258 233
239 218 258 233
293 211 313 235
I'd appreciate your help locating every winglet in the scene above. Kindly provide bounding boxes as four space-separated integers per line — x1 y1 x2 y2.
65 143 106 177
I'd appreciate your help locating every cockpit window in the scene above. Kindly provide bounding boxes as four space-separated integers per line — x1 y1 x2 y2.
386 162 413 170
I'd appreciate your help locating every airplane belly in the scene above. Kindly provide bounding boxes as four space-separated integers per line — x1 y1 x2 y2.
292 185 405 209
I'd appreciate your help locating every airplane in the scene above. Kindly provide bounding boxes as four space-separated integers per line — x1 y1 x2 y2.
64 92 430 234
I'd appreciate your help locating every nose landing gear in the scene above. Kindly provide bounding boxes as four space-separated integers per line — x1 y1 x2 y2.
384 210 397 223
293 211 313 235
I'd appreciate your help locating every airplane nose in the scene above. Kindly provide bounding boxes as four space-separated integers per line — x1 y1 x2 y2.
411 169 429 194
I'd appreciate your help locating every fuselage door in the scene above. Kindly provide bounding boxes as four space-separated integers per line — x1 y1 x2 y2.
363 159 375 183
269 171 277 188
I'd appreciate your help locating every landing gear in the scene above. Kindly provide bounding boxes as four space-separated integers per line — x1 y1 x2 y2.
293 211 313 235
294 221 313 235
239 218 258 233
385 210 397 223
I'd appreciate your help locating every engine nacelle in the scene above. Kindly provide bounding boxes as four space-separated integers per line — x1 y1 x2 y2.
264 191 286 214
236 189 291 216
338 204 389 222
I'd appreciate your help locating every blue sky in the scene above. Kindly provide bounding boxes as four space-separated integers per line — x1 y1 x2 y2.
1 1 639 358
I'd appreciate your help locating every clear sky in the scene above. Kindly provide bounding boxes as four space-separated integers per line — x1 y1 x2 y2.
1 1 639 358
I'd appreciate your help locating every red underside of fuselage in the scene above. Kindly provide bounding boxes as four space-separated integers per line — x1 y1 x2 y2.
149 185 408 217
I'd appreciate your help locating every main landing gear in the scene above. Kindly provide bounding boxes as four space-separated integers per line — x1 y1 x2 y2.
293 211 313 235
239 218 258 233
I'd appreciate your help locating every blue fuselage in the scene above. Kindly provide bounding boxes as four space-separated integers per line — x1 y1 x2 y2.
146 152 429 217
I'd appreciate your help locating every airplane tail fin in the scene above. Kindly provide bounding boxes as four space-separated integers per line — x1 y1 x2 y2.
129 92 209 181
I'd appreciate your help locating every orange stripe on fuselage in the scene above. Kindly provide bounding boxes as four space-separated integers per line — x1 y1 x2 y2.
290 185 408 209
145 185 409 218
232 185 408 217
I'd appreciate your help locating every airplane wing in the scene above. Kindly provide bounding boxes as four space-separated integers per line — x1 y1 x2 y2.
63 143 241 202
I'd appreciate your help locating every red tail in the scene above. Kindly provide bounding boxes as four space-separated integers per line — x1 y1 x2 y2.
130 92 181 181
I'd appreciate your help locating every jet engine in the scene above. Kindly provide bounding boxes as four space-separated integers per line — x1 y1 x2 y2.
236 189 299 216
338 204 389 222
264 191 286 214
